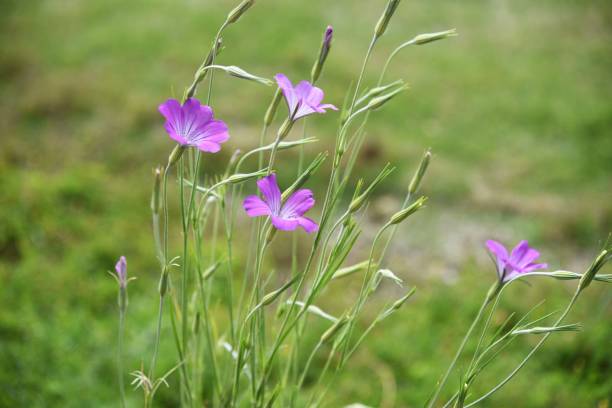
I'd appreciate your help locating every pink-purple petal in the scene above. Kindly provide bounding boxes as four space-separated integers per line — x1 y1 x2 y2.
281 189 315 218
297 217 318 233
271 215 299 231
243 195 271 217
257 174 282 213
509 240 529 264
275 74 298 113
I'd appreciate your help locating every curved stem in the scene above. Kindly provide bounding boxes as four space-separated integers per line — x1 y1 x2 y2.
465 288 581 407
427 291 491 408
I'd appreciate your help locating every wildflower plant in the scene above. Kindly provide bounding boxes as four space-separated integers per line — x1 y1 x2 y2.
108 1 611 407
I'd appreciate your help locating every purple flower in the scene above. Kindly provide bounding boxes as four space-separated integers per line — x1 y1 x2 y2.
115 256 128 288
243 174 318 233
159 98 229 153
275 74 338 121
486 240 548 282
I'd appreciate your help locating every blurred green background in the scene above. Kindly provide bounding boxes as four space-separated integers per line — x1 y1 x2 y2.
1 0 611 406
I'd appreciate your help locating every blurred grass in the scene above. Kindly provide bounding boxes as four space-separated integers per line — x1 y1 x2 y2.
0 0 611 406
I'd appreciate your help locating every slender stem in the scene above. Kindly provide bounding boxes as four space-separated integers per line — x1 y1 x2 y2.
117 303 126 408
149 296 165 379
464 288 581 407
427 291 492 408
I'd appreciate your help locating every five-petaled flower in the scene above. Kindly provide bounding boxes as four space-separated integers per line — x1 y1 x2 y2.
275 74 337 121
159 98 229 153
243 174 318 233
486 240 548 283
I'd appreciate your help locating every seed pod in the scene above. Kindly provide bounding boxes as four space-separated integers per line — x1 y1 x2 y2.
151 166 164 215
389 196 427 225
408 149 431 194
374 0 401 39
226 0 255 24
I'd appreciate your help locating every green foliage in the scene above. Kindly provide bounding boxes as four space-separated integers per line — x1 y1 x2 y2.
0 0 610 407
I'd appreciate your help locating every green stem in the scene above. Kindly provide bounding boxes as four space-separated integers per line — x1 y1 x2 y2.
464 288 581 407
427 290 492 408
117 304 126 408
149 296 165 380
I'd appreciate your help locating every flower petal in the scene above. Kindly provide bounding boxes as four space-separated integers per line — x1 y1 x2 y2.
297 217 318 233
271 215 299 231
275 74 298 115
515 248 540 269
257 174 281 214
522 262 548 273
281 189 315 218
486 240 508 261
510 240 529 264
243 195 271 217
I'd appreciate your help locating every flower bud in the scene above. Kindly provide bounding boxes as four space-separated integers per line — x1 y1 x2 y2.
388 196 427 225
168 144 186 167
374 0 401 39
349 164 394 213
408 149 431 194
413 29 457 45
226 0 255 24
311 25 334 83
321 316 349 343
277 117 294 140
261 276 298 307
282 152 327 201
356 80 404 107
151 166 164 215
222 65 272 86
578 248 610 292
203 261 222 281
366 84 409 111
512 323 582 336
332 260 372 280
264 89 282 126
158 269 169 297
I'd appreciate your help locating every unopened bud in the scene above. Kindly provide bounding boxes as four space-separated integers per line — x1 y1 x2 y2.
151 166 164 214
222 65 272 86
332 260 371 280
321 316 349 343
413 29 457 45
408 149 431 194
349 164 394 213
226 0 255 24
356 80 404 107
277 117 294 141
282 152 327 201
374 0 401 39
389 196 427 225
390 287 416 311
579 249 610 292
158 270 169 297
367 84 409 111
264 89 282 126
261 276 298 307
203 261 222 281
311 25 334 83
168 144 186 167
512 323 582 336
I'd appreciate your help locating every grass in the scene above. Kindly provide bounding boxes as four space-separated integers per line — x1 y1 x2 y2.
0 0 611 406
